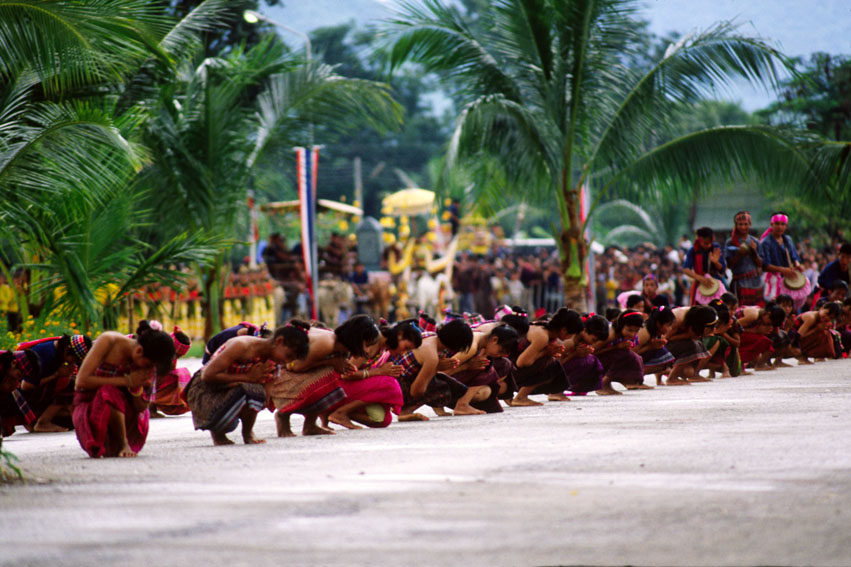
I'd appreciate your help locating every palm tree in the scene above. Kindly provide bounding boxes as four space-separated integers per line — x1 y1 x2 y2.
137 35 402 337
0 0 228 326
387 0 809 307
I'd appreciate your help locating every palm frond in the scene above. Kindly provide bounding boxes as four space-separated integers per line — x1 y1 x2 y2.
591 21 791 172
251 61 402 167
599 125 813 204
158 0 231 57
0 0 175 93
386 0 522 101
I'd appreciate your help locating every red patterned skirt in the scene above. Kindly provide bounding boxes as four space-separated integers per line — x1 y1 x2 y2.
72 386 149 458
270 365 346 415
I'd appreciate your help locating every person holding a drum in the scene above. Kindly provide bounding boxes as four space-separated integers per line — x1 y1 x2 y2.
683 227 727 306
759 213 810 311
725 211 764 306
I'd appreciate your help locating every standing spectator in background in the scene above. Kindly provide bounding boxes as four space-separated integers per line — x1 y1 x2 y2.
474 258 495 317
760 212 806 308
817 243 851 297
683 227 726 305
448 199 461 236
725 211 764 306
453 254 477 313
319 233 347 278
348 262 371 315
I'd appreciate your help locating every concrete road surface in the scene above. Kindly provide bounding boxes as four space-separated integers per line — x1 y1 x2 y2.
1 359 850 566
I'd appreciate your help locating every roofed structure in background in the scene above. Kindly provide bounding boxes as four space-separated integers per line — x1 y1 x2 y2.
692 182 769 233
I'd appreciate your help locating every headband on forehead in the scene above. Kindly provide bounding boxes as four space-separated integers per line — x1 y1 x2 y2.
283 322 308 336
464 312 486 325
642 273 656 281
735 211 752 222
494 305 526 320
771 214 788 224
69 334 89 361
417 313 436 333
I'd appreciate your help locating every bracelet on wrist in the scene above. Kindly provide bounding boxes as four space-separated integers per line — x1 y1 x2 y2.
129 387 144 397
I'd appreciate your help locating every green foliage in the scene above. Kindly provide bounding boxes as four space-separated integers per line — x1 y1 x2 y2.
0 1 229 327
306 22 448 219
0 312 100 351
757 53 851 141
0 444 22 482
387 0 805 306
592 199 687 248
165 0 283 56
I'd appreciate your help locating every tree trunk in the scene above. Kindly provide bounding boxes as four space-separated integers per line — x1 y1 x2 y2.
559 184 588 312
201 259 224 342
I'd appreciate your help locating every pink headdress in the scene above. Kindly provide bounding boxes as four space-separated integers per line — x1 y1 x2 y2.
171 326 191 359
761 213 789 240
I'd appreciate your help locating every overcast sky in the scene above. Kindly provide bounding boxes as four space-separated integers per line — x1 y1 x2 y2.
643 0 851 109
269 0 851 111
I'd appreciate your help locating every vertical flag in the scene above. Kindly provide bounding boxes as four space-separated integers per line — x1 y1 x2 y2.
580 183 594 306
296 146 321 320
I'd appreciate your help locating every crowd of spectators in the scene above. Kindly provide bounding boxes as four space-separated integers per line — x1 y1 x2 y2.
257 222 845 325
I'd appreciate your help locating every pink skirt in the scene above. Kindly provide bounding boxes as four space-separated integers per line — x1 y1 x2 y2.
339 375 404 427
72 385 149 458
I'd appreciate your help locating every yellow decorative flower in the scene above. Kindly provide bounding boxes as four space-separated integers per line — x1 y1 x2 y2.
442 211 451 221
338 220 349 232
444 198 452 207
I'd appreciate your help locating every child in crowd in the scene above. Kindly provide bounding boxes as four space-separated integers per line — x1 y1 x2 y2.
559 315 606 395
594 310 648 395
510 308 580 406
703 307 733 378
73 321 174 458
796 301 842 360
16 334 91 432
0 350 41 437
635 306 676 384
449 324 519 414
388 319 473 421
735 305 787 370
149 327 192 417
186 322 308 445
270 316 379 436
326 321 417 429
665 306 717 384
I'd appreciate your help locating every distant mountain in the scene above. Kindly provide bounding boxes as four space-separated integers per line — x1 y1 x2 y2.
264 0 394 36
